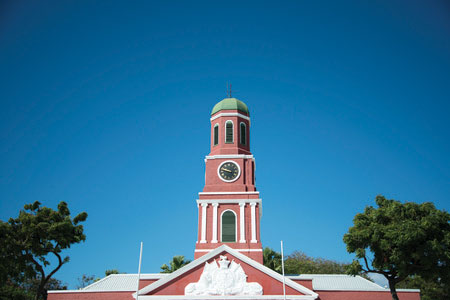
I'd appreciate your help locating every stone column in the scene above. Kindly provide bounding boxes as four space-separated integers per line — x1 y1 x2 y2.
212 203 219 243
250 202 257 243
239 203 246 243
200 203 208 243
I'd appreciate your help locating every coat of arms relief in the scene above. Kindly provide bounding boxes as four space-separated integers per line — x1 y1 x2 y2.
185 255 263 296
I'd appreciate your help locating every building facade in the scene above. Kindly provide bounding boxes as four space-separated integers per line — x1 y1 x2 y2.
49 97 420 300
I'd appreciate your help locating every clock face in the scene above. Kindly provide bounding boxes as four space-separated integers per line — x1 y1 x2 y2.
218 161 240 182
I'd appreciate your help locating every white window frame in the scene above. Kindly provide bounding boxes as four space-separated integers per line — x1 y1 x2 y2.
213 123 219 146
239 122 247 145
225 120 234 144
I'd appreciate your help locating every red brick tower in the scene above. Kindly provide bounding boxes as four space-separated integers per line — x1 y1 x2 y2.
195 98 263 263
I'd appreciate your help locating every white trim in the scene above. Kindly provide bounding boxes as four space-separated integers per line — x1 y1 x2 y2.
213 123 219 146
211 112 251 122
240 122 247 145
205 154 254 160
220 209 237 243
287 275 421 292
225 120 234 144
135 245 318 298
200 203 208 243
211 203 218 243
217 160 241 183
195 248 263 252
197 199 261 204
135 296 315 300
199 191 259 195
250 202 257 243
239 203 246 243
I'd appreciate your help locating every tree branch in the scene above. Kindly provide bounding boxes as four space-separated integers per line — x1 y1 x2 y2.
361 256 391 277
43 251 64 287
29 253 46 280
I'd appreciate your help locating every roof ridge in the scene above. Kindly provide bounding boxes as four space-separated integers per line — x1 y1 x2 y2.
82 275 112 290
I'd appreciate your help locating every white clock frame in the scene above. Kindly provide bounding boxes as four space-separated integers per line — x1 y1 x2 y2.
217 160 241 183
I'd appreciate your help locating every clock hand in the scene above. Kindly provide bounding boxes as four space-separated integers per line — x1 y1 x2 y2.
222 168 232 172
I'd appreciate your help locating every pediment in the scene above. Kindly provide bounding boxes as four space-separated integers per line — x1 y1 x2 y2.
135 245 318 299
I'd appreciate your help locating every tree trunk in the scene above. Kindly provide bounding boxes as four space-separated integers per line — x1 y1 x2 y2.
35 279 47 300
388 278 399 300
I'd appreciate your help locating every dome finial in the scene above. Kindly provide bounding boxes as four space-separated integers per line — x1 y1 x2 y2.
226 82 236 98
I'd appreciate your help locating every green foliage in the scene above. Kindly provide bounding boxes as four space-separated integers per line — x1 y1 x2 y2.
284 251 351 275
343 195 450 300
0 201 87 300
77 274 96 289
0 277 67 300
263 247 282 273
0 281 31 300
397 275 450 300
105 269 120 276
160 256 191 273
263 247 358 278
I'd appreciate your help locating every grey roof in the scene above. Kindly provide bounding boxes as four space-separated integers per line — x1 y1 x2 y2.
82 274 168 291
50 273 418 293
288 274 386 291
81 274 385 292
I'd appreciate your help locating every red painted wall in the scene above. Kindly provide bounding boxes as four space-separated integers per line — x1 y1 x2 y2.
150 252 307 296
290 279 313 290
316 290 420 300
209 110 251 156
48 291 133 300
194 200 263 262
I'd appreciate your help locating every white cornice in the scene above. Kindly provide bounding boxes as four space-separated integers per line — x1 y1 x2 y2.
136 296 316 300
205 154 254 160
195 248 263 252
196 199 261 204
199 191 259 195
211 112 251 122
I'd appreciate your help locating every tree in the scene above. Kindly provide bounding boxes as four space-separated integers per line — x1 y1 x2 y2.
343 195 450 300
263 247 282 273
397 275 449 300
160 256 191 273
105 269 120 276
0 277 67 300
77 274 96 289
0 201 88 300
284 251 351 275
263 247 358 277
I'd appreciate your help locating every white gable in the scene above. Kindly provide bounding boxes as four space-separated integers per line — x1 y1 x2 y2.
135 245 318 299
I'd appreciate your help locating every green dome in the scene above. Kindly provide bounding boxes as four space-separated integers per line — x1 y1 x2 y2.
211 98 250 116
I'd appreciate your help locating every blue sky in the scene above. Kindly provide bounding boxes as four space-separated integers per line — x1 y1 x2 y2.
1 0 449 289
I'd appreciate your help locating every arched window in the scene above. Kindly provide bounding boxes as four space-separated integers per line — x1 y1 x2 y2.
240 122 246 145
221 210 236 242
213 124 219 146
225 121 233 144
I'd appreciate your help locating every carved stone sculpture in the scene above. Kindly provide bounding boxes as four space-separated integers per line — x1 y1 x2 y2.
185 255 263 296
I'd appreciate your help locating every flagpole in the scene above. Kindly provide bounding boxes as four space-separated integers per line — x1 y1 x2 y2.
281 240 286 300
136 242 143 300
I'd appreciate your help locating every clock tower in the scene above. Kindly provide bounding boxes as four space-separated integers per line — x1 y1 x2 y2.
195 97 263 263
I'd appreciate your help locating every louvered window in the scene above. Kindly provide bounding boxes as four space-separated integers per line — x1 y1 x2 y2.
252 161 255 185
214 124 219 146
225 121 233 143
240 123 246 145
222 211 236 242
